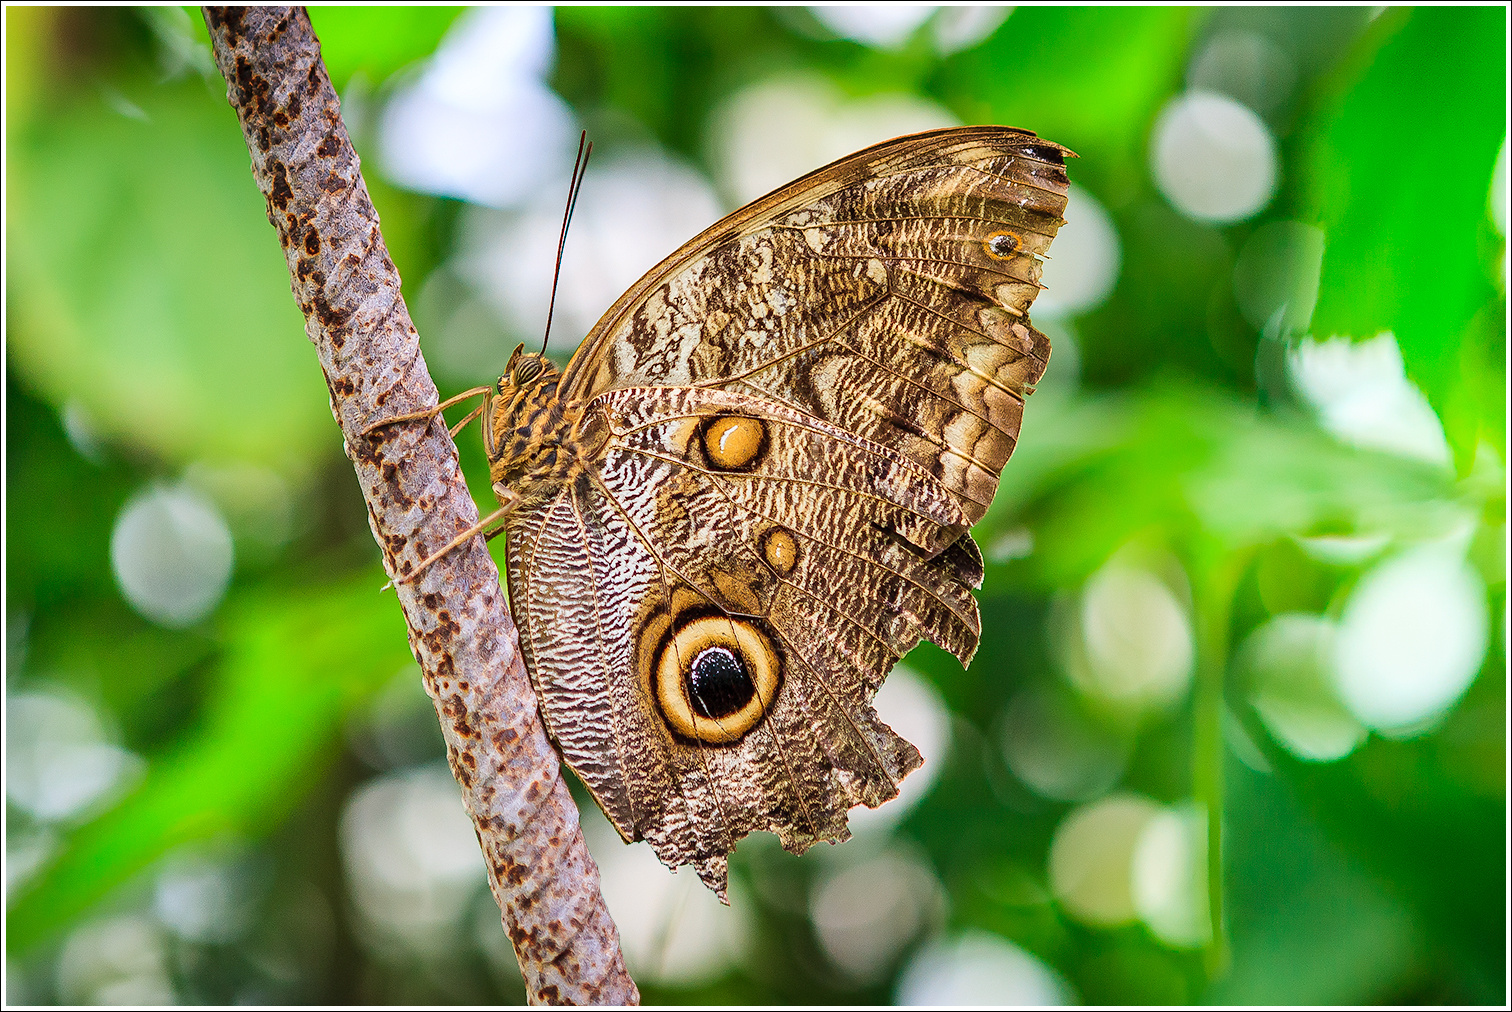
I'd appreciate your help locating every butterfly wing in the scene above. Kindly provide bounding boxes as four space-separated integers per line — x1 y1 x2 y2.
507 385 988 895
510 127 1069 893
560 125 1072 525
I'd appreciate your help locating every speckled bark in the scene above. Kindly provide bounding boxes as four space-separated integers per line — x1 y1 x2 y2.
201 8 637 1005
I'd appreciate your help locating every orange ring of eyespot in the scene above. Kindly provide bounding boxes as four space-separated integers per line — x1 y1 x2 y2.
654 616 780 744
983 230 1022 261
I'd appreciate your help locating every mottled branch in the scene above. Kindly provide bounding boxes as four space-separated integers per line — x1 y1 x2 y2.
200 7 637 1005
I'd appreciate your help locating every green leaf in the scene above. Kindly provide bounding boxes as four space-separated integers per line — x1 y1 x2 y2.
1303 7 1506 458
7 77 331 472
304 6 465 90
4 577 412 955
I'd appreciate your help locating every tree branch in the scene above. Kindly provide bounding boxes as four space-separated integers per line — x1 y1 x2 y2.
201 8 638 1004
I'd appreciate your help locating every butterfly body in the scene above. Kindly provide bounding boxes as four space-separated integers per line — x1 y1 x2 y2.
455 127 1070 897
485 350 604 510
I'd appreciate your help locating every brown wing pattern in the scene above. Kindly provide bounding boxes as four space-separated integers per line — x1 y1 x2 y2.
504 127 1068 894
507 387 990 894
561 126 1071 525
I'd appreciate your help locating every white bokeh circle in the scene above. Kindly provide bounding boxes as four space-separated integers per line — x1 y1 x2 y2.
110 484 234 627
1333 543 1488 734
896 930 1072 1005
460 149 724 356
1151 90 1277 223
1049 793 1162 927
709 73 958 206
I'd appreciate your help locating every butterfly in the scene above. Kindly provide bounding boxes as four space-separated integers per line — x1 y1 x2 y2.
377 126 1070 898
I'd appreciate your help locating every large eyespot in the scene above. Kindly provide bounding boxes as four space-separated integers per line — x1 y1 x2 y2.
653 615 780 743
984 230 1021 261
701 415 767 471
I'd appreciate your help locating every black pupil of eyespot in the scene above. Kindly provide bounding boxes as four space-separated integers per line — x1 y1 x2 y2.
685 646 755 719
990 234 1016 256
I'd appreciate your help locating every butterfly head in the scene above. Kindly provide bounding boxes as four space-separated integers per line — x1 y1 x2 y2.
485 346 599 508
499 345 559 394
490 346 563 435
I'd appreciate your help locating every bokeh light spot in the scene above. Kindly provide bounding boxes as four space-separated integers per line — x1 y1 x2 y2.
1132 806 1211 949
1049 794 1162 927
153 847 260 945
1151 90 1277 223
460 149 724 355
1070 560 1194 713
810 849 944 983
1239 613 1365 762
55 915 176 1005
340 767 486 956
930 6 1012 55
1287 332 1452 468
1334 543 1489 734
378 7 577 208
111 483 234 628
709 74 958 207
896 930 1072 1005
6 687 143 823
808 5 937 49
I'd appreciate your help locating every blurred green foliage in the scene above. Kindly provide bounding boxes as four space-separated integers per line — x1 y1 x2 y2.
1302 6 1505 460
5 6 1505 1006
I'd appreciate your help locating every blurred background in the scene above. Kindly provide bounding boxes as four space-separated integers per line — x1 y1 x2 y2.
5 5 1506 1005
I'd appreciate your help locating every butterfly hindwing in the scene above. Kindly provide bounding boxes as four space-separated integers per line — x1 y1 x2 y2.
508 386 995 893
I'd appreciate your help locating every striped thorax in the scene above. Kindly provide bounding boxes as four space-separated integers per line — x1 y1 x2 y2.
486 349 603 511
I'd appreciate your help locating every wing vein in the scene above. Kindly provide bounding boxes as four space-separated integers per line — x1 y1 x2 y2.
584 470 830 852
771 217 1057 242
611 443 979 632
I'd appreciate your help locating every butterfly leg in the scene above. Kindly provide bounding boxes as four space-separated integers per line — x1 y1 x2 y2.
386 499 515 588
447 404 486 439
362 385 492 439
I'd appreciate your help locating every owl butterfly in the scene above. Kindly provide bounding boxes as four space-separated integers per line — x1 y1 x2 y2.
385 126 1070 898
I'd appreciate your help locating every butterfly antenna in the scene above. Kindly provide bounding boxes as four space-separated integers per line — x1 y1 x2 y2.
542 131 592 357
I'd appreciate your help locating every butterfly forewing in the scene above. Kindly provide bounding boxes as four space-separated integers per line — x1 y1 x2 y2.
504 127 1070 895
562 126 1070 525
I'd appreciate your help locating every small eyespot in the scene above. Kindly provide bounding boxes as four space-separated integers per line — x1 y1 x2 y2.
984 230 1021 260
702 415 767 471
760 527 799 576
